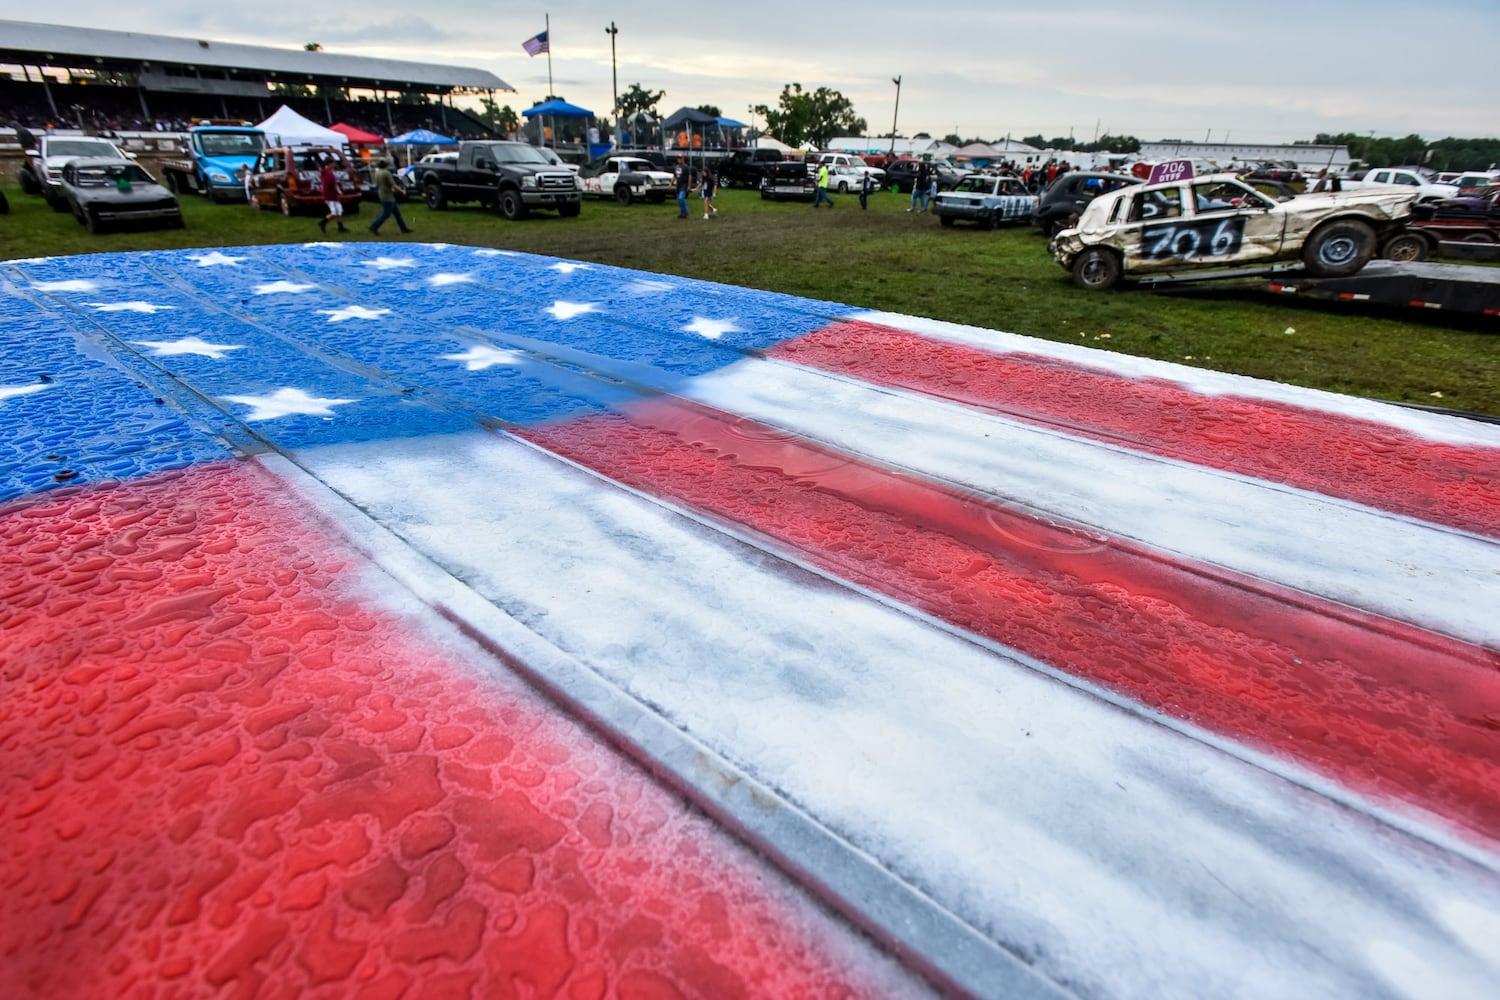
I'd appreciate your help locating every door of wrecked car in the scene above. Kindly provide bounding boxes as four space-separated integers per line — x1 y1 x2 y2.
1110 185 1187 272
1184 179 1286 263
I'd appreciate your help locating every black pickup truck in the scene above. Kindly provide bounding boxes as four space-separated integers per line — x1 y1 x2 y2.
716 148 789 188
414 141 582 220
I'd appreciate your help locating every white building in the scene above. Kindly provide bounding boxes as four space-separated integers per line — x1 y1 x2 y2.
1139 141 1353 175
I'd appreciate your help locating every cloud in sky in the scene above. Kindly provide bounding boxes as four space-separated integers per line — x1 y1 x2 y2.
10 4 1500 143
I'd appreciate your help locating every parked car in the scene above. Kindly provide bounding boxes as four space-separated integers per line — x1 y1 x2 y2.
933 174 1037 229
1452 171 1500 197
822 164 876 193
1033 171 1142 237
759 161 816 202
883 159 965 194
576 155 673 204
810 152 885 187
1049 173 1416 290
18 133 135 211
397 152 457 191
414 141 582 219
1339 166 1458 206
1245 161 1305 184
59 158 183 234
247 146 362 216
1399 184 1500 251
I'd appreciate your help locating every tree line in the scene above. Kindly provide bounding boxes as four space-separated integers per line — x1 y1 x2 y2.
472 83 1498 171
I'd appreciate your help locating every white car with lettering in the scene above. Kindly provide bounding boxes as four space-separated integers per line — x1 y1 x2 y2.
576 155 674 205
1049 173 1417 290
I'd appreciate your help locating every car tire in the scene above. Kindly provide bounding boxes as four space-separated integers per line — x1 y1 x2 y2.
558 202 581 218
615 186 633 206
49 191 70 213
987 213 1004 231
1302 219 1376 277
424 182 447 211
1071 247 1122 291
939 215 955 227
280 192 294 216
1381 232 1429 262
19 170 40 195
85 207 104 235
163 173 179 194
498 188 527 221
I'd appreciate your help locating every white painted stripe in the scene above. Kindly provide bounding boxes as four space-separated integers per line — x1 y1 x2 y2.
681 358 1500 646
297 430 1500 1000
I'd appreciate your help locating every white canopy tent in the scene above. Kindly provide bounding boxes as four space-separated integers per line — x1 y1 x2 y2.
255 105 345 147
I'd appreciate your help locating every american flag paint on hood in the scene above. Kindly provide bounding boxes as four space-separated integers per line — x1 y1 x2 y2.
2 242 1498 999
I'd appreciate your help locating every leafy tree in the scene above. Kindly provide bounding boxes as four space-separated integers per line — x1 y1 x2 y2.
303 43 323 51
617 83 666 119
696 104 722 118
477 97 520 136
753 84 866 149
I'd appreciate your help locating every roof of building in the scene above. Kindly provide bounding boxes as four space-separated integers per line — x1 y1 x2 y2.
0 20 511 93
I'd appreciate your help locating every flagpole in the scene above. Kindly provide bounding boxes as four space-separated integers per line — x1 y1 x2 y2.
545 14 554 98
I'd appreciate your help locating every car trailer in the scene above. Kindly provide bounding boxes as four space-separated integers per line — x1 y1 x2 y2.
1138 260 1500 318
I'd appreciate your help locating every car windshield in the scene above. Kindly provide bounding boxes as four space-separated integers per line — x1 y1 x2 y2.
49 140 120 158
199 132 266 157
489 144 552 165
75 163 152 186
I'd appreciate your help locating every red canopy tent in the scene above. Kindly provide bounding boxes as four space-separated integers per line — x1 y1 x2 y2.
330 123 385 144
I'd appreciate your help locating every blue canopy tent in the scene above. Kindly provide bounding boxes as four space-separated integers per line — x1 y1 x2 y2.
661 107 720 168
386 129 457 169
521 99 601 156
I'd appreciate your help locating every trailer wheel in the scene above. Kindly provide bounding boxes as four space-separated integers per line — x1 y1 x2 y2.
1381 232 1429 262
1302 219 1376 277
1071 247 1122 291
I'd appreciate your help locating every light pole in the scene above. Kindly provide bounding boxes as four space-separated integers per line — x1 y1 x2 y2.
890 76 902 157
604 23 619 115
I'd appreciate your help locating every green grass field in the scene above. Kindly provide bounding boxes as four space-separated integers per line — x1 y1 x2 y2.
4 175 1497 417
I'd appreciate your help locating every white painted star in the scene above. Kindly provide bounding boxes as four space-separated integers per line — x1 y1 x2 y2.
89 301 176 314
362 257 417 270
0 384 51 404
549 262 588 274
220 388 356 421
473 248 517 257
683 316 742 340
442 346 523 371
32 279 98 292
133 336 245 359
318 305 392 322
187 251 246 267
254 280 317 295
427 273 474 286
545 301 598 321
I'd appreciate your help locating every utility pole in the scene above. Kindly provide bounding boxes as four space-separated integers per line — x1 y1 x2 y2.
605 22 618 115
890 76 901 156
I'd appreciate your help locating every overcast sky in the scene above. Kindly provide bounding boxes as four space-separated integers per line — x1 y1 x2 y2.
23 3 1500 145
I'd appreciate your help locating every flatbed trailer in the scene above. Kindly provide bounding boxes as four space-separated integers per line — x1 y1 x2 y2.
1138 260 1500 317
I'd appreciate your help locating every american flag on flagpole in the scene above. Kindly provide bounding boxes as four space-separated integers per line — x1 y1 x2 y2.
522 30 549 56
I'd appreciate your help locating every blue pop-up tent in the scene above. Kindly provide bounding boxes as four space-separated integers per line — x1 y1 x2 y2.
520 99 594 119
387 128 457 146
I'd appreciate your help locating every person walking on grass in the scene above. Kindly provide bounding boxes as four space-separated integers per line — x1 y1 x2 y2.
813 162 835 208
908 162 931 213
318 155 347 234
368 158 413 236
859 170 873 210
674 156 695 219
702 166 719 219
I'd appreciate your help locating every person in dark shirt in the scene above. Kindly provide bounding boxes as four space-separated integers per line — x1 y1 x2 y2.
319 155 347 233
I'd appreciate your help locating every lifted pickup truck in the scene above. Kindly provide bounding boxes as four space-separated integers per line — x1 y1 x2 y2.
159 125 267 202
415 141 581 220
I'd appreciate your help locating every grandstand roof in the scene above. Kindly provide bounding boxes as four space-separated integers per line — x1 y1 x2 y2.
0 20 512 93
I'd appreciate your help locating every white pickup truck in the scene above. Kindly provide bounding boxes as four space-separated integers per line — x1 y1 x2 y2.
1337 167 1457 206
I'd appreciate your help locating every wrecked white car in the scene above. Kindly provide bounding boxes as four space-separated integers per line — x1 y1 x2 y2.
933 174 1037 229
1049 173 1416 290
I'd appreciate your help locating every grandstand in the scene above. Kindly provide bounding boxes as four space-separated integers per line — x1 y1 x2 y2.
0 19 513 139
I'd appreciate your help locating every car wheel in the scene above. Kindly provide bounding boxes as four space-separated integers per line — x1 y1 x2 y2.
987 213 1004 231
498 188 527 221
558 202 581 218
1381 232 1429 262
836 181 850 193
939 215 955 227
49 191 70 213
760 189 770 200
171 214 186 230
163 173 179 194
19 170 40 195
615 185 633 206
1071 247 1122 291
280 192 294 216
1302 219 1376 277
424 182 447 211
85 207 104 235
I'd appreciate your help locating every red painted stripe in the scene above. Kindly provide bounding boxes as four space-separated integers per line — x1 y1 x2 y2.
521 401 1500 846
766 321 1500 538
0 465 889 998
